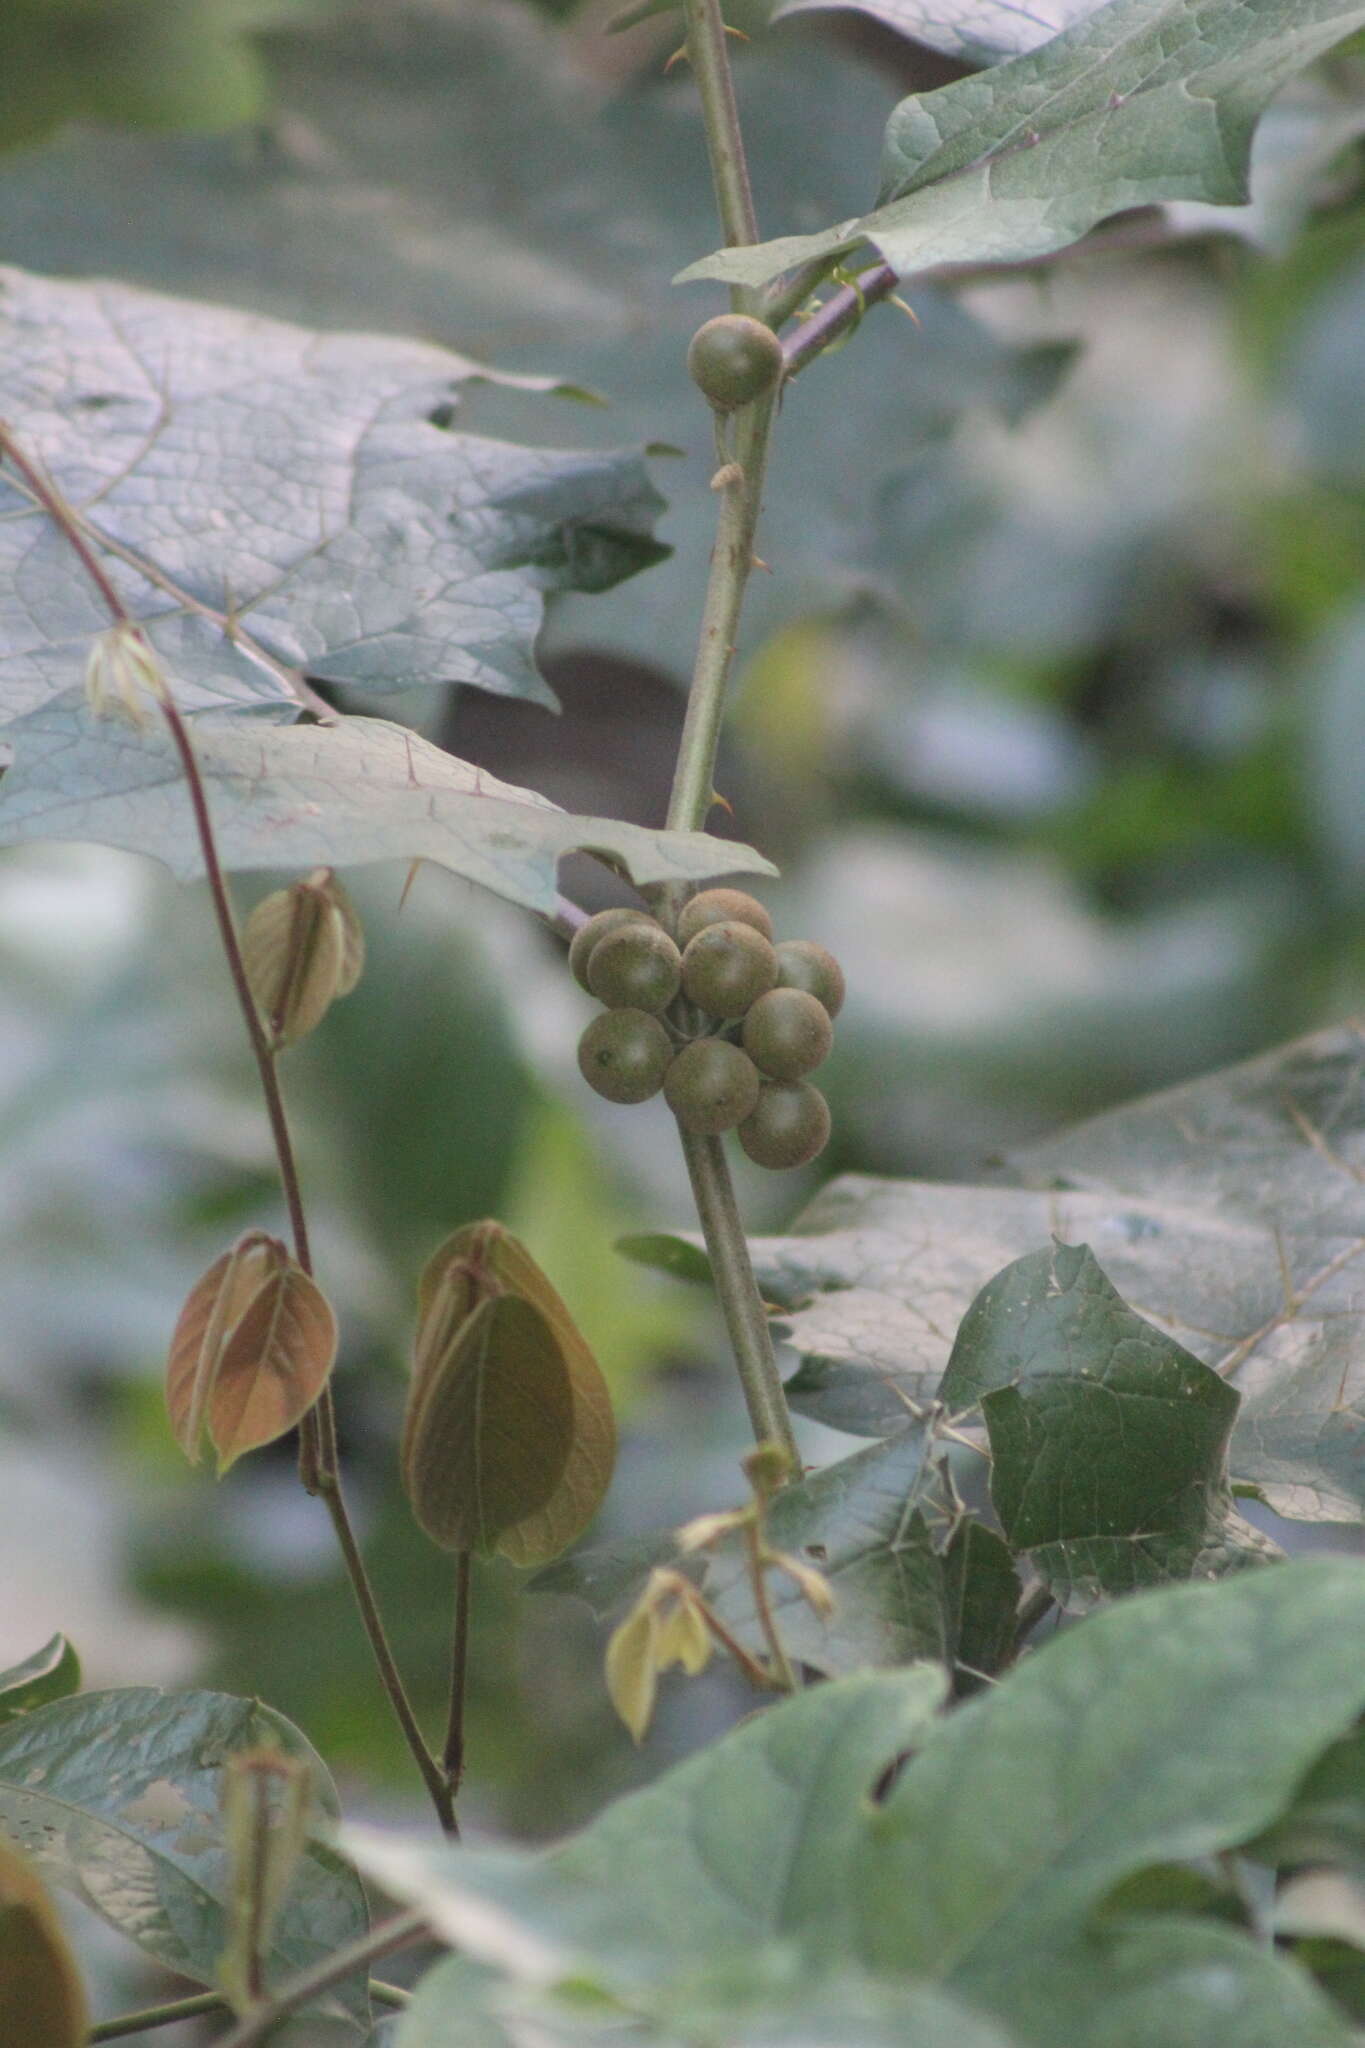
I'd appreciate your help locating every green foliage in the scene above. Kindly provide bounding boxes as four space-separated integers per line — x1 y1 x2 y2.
1 0 1364 2041
352 1565 1365 2045
682 0 1365 289
0 1688 369 2026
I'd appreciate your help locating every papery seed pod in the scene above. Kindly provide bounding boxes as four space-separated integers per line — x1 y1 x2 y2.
410 1222 618 1568
165 1234 338 1471
242 869 365 1049
0 1842 89 2048
401 1291 575 1554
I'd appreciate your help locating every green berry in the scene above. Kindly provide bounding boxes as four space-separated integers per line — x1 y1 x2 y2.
587 923 682 1013
578 1009 672 1104
663 1039 761 1135
741 987 833 1081
738 1082 831 1170
680 922 779 1019
676 888 774 948
569 907 655 993
774 939 846 1021
687 315 784 413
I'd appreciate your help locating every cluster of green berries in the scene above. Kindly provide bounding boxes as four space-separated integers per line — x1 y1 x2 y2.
572 889 844 1170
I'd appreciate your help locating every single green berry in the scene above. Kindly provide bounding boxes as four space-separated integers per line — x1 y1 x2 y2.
663 1038 761 1135
680 921 779 1019
774 939 846 1021
738 1081 831 1170
676 888 774 948
569 906 655 993
578 1009 673 1104
587 923 682 1013
686 315 784 414
741 986 833 1081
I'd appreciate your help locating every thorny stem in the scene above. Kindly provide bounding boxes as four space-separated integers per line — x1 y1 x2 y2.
679 1131 799 1466
661 3 800 1471
0 422 453 1833
212 1912 428 2048
782 263 899 380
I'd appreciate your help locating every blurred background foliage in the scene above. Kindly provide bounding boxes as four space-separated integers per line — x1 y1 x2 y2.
0 0 1363 2026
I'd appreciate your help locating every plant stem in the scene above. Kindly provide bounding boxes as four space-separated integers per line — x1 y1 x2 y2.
212 1911 428 2048
743 1523 796 1691
679 1132 798 1465
90 1990 228 2041
89 1979 412 2041
0 422 454 1832
682 0 758 302
443 1549 473 1795
782 263 899 380
664 2 799 1471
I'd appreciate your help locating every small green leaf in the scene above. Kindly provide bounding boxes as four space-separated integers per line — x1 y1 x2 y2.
772 0 1102 64
0 1637 80 1728
0 1839 88 2048
704 1424 958 1675
614 1234 716 1287
942 1243 1278 1603
0 1688 369 2029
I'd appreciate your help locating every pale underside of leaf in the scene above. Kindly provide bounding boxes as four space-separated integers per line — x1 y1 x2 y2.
678 0 1365 289
772 0 1104 65
0 703 777 908
745 1028 1365 1521
0 264 667 724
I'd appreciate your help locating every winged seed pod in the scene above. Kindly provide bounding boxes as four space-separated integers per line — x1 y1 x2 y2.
0 1841 89 2048
165 1232 338 1472
405 1222 617 1567
241 868 365 1049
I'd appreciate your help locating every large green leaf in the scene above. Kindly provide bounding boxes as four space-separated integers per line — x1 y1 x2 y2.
939 1241 1276 1603
0 6 1075 682
679 0 1365 289
743 1024 1365 1522
853 1562 1365 2038
772 0 1103 65
347 1565 1365 2044
346 1668 948 1990
0 264 664 724
0 703 775 905
0 1686 369 2029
